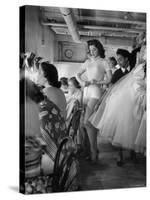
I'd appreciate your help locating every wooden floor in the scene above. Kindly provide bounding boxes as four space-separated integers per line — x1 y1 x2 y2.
41 138 146 192
78 142 146 191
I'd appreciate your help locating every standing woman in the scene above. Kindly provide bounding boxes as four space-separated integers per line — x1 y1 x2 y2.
37 62 67 119
76 39 112 162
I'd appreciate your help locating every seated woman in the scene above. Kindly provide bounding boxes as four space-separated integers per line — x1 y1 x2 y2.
37 62 67 119
23 78 67 161
21 78 79 193
66 77 82 123
60 77 69 96
20 77 43 180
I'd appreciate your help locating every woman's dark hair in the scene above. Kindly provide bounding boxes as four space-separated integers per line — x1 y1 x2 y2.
116 49 131 60
116 48 131 66
60 77 68 86
69 77 81 89
40 62 61 88
109 57 117 66
87 39 105 58
20 78 44 104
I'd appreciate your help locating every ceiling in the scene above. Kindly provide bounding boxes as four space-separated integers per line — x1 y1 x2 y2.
39 6 146 42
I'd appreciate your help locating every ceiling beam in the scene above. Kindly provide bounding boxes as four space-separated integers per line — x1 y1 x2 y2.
41 22 144 34
52 27 138 38
82 25 144 33
59 8 80 42
75 15 146 26
79 30 137 38
42 22 67 27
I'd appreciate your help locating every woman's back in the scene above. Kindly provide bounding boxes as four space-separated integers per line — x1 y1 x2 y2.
44 86 67 119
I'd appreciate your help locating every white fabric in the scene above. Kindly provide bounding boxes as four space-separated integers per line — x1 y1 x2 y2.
120 65 131 73
90 63 146 151
82 57 110 82
66 89 82 120
25 99 41 137
83 84 102 105
134 111 146 153
81 57 109 105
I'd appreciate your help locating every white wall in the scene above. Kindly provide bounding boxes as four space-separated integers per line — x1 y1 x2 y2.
24 6 133 79
54 34 133 79
54 62 82 78
25 6 56 62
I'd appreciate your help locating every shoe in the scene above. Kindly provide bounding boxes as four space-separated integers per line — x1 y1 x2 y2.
91 152 98 162
90 160 98 165
130 151 139 164
117 149 124 167
116 159 124 167
76 145 83 154
133 155 139 164
85 155 91 161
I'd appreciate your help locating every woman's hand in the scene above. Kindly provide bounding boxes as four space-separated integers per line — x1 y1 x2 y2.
89 80 101 85
90 79 97 84
94 80 103 87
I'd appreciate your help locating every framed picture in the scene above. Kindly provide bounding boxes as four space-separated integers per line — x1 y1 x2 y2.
20 5 146 194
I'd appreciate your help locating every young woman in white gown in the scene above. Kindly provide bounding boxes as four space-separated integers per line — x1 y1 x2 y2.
89 42 146 164
76 39 112 162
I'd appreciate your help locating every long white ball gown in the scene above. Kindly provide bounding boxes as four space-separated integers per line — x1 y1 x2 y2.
134 110 146 153
89 63 146 152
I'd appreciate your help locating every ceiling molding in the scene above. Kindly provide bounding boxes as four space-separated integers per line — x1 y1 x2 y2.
52 27 138 38
41 22 144 33
75 15 146 26
82 25 145 33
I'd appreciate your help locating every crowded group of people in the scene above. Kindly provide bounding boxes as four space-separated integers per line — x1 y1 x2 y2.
20 53 80 193
63 35 146 166
20 31 146 192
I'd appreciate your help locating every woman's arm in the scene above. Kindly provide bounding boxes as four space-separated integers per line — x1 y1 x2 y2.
76 68 91 87
96 70 112 85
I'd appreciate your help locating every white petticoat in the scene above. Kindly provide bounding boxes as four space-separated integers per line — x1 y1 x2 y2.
89 63 146 151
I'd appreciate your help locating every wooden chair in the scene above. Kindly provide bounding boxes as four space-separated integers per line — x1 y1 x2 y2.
21 136 79 194
67 100 82 144
52 137 79 192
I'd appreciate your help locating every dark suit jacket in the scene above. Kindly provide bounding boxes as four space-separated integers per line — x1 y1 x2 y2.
111 68 130 84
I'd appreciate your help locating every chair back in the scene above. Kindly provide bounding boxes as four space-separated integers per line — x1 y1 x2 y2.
67 100 82 141
52 137 79 192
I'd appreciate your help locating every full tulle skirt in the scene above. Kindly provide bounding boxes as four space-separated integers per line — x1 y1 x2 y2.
89 63 146 151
